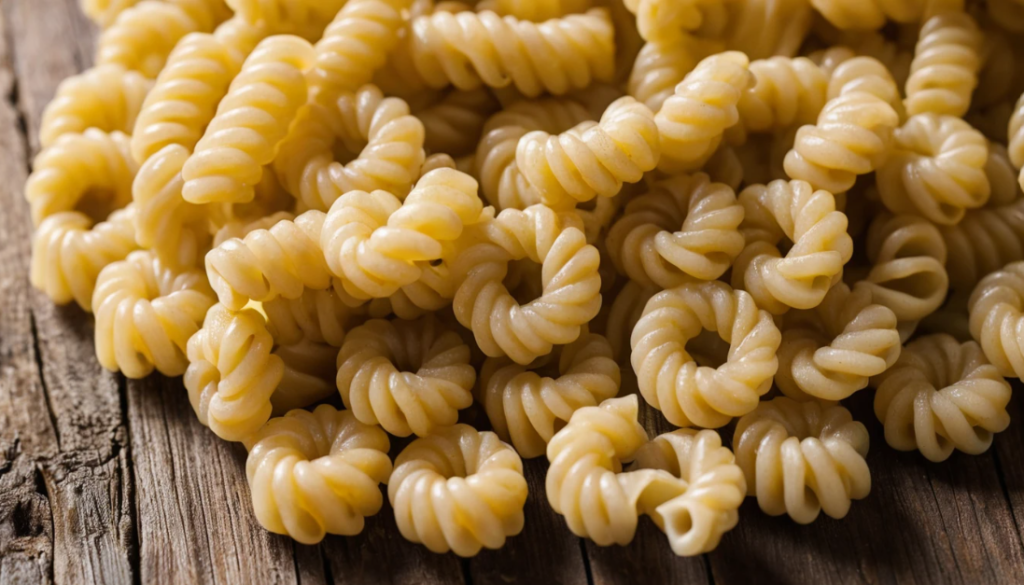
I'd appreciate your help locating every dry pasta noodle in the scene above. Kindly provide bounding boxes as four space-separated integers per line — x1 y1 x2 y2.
940 194 1024 294
41 65 152 149
599 280 657 362
82 0 143 28
1011 92 1024 192
720 0 812 60
968 261 1024 379
988 0 1024 33
627 35 723 113
476 0 593 21
809 0 962 31
905 12 983 118
262 286 368 348
416 88 501 157
727 56 828 146
226 0 347 30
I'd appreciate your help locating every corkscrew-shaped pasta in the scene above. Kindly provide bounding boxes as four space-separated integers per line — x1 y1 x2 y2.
212 15 273 60
130 33 240 164
479 331 620 458
622 0 710 42
968 261 1024 379
226 0 347 29
82 0 142 28
733 397 871 524
182 35 316 205
720 0 812 60
263 286 367 348
476 0 592 21
321 169 482 300
408 8 616 97
810 0 959 31
627 35 722 113
905 13 982 118
606 173 745 289
655 51 755 173
940 196 1024 293
732 179 854 315
728 57 829 145
452 205 602 364
630 280 781 428
245 404 392 544
872 334 1011 462
1011 93 1024 192
784 57 900 193
30 207 139 311
630 428 746 556
417 88 501 156
600 281 656 361
776 282 901 401
389 424 527 556
514 96 659 210
26 129 137 226
92 250 214 378
877 114 990 225
273 84 426 211
336 315 476 437
41 65 152 149
206 209 331 310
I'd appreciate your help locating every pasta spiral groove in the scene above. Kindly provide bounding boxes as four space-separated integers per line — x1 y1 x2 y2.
968 261 1024 379
41 65 152 149
905 13 983 118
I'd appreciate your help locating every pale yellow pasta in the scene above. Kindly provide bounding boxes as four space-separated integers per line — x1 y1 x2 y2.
905 13 982 118
26 129 137 227
733 397 871 524
479 331 620 458
622 0 708 42
408 9 616 97
30 207 139 311
515 96 660 210
273 85 426 211
784 57 900 193
1011 92 1024 192
245 404 392 544
81 0 142 28
212 15 274 60
182 35 316 205
627 35 723 113
872 334 1011 462
727 57 829 146
270 339 341 414
40 65 152 149
876 114 990 225
809 0 961 31
983 143 1023 207
629 428 746 556
227 0 348 28
720 0 813 60
389 424 527 556
631 281 781 428
93 250 215 378
732 179 854 314
452 205 602 364
476 0 592 20
416 88 501 157
606 173 745 289
600 280 656 361
263 286 368 347
776 281 901 401
321 169 483 300
967 261 1024 379
810 31 913 88
941 195 1024 294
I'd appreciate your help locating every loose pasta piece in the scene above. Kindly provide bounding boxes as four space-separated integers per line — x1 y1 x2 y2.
905 13 982 118
270 339 342 413
92 250 215 378
336 315 476 437
452 205 602 364
416 88 501 157
968 261 1024 379
599 281 657 361
82 0 142 28
1011 93 1024 192
606 173 745 289
30 207 139 311
810 0 961 31
732 179 854 314
389 424 527 556
182 35 316 205
631 280 781 428
226 0 348 29
655 51 755 174
479 331 620 458
622 0 708 42
941 194 1024 294
733 397 871 524
476 0 592 20
212 15 274 60
627 35 723 113
720 0 812 60
245 404 392 544
273 85 426 211
872 334 1011 462
728 57 829 146
41 65 152 149
263 286 368 348
776 281 901 401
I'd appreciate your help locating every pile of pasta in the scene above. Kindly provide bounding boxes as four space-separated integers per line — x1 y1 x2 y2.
29 0 1024 557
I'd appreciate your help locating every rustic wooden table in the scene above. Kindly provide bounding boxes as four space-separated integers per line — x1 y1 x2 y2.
3 1 1024 583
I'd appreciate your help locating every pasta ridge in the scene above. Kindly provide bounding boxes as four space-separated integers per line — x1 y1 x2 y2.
905 12 983 117
41 65 152 149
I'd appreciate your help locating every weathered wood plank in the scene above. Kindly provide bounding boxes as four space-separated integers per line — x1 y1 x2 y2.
991 387 1024 556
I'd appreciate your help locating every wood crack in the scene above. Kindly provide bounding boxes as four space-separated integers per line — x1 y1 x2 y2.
30 312 62 451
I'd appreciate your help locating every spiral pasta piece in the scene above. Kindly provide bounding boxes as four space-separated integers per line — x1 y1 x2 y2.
452 205 602 364
226 0 348 29
263 286 367 348
732 179 854 314
776 281 901 401
417 88 501 157
408 8 616 97
627 35 722 113
479 331 620 458
599 281 657 361
622 0 711 42
1011 93 1024 192
733 397 871 524
905 13 982 118
92 250 215 378
82 0 142 28
182 35 316 205
41 65 152 149
389 424 527 556
655 51 755 174
967 261 1024 379
245 404 392 544
477 0 592 21
728 57 829 145
872 334 1011 462
810 0 961 31
336 315 476 437
940 195 1024 293
720 0 813 60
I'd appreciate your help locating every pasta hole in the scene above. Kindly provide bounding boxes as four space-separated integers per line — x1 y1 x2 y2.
504 259 544 305
881 271 945 298
665 507 693 538
74 187 120 223
685 330 730 368
803 486 819 510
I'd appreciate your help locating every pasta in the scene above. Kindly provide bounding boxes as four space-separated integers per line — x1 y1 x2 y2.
336 315 476 437
872 334 1011 462
269 339 342 413
941 195 1024 294
630 280 782 428
263 286 367 347
967 261 1024 379
775 281 901 401
388 424 527 556
622 0 708 42
226 0 347 29
1011 93 1024 192
733 397 871 524
720 0 813 60
245 404 392 544
809 0 961 31
732 179 854 315
728 56 829 146
82 0 142 28
655 51 755 174
40 65 152 149
476 0 592 21
599 280 656 361
273 84 426 211
606 173 745 289
905 13 983 118
416 88 501 157
92 250 215 378
627 35 723 113
452 204 602 364
478 331 620 458
182 35 316 204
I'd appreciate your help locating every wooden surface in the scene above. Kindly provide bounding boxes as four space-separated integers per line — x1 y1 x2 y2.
2 2 1024 584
